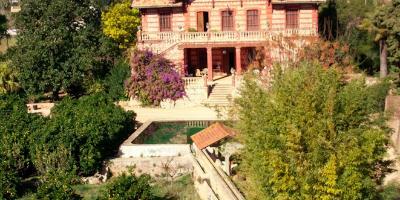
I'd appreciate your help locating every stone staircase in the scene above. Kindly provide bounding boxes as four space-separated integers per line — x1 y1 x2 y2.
203 83 233 107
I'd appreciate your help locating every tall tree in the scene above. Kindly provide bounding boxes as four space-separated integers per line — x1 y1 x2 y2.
102 0 141 49
235 63 390 199
361 5 389 78
11 0 118 99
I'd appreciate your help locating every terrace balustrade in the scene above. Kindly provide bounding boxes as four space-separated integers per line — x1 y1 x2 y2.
138 29 318 44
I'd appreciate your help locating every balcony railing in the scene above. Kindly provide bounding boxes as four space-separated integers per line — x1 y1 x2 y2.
138 29 318 44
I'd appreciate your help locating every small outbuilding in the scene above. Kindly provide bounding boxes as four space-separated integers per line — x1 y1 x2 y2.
190 122 237 150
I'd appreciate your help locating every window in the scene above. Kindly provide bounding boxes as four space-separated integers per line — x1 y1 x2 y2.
286 9 299 29
247 10 259 31
221 11 234 31
159 12 172 32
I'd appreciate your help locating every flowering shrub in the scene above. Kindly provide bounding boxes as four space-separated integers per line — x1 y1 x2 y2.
125 50 185 106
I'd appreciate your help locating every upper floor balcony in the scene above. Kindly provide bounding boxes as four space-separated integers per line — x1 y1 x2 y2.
138 29 318 45
271 0 325 4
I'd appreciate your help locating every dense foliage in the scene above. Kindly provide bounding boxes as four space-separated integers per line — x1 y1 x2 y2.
11 0 119 98
102 0 141 49
0 61 19 94
126 50 185 106
297 40 353 71
36 170 81 200
235 63 390 199
98 172 156 200
103 59 131 100
319 0 380 74
363 0 400 71
0 95 44 199
31 94 135 175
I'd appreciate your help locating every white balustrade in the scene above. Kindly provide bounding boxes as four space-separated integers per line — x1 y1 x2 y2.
182 77 204 88
140 29 317 43
139 29 317 53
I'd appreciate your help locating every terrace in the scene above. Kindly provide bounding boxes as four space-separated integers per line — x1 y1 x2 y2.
138 29 318 45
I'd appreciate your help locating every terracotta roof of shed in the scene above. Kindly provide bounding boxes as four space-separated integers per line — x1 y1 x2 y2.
191 122 237 150
131 0 183 8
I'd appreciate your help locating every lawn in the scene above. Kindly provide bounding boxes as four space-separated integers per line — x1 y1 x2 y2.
74 184 107 200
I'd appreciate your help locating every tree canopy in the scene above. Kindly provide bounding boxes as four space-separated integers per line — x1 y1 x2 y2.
31 94 135 175
98 172 156 200
235 63 390 199
102 0 141 49
11 0 118 99
0 95 44 199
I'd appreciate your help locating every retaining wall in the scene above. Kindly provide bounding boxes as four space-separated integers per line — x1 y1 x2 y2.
119 144 191 158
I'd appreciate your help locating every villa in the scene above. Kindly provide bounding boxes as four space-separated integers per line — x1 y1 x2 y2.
132 0 324 81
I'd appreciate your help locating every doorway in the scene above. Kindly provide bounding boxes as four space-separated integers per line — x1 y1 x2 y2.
197 12 209 32
222 48 235 74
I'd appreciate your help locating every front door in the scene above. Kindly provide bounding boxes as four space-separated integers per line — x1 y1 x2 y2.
222 48 235 74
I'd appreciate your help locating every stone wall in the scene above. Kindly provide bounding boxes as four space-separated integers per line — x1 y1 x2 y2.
109 155 193 177
119 144 191 158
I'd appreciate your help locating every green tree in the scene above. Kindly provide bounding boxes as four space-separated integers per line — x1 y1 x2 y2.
0 94 44 199
102 0 140 49
103 59 130 101
235 63 390 199
361 5 388 78
31 94 135 175
319 0 382 74
0 62 19 94
98 172 156 200
382 0 400 72
36 169 82 200
11 0 118 99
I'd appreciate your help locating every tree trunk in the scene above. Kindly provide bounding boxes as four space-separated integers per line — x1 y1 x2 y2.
379 39 388 78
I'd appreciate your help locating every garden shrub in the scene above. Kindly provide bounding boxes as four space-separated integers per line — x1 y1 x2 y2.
31 94 135 175
98 172 156 200
36 170 81 200
103 59 130 101
125 50 185 106
0 94 44 199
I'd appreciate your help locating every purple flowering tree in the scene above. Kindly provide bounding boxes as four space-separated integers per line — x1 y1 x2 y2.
125 50 186 106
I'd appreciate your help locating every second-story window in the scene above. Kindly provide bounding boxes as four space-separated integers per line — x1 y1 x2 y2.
160 12 172 32
286 9 299 29
247 10 259 31
222 11 234 31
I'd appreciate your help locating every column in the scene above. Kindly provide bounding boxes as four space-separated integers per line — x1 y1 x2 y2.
224 154 231 176
207 47 213 81
235 47 242 74
312 5 319 33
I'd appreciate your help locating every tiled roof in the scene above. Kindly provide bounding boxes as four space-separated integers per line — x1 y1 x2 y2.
131 0 183 8
191 122 237 150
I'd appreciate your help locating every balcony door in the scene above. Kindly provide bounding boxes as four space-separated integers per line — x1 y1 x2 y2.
221 11 234 31
197 12 209 32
